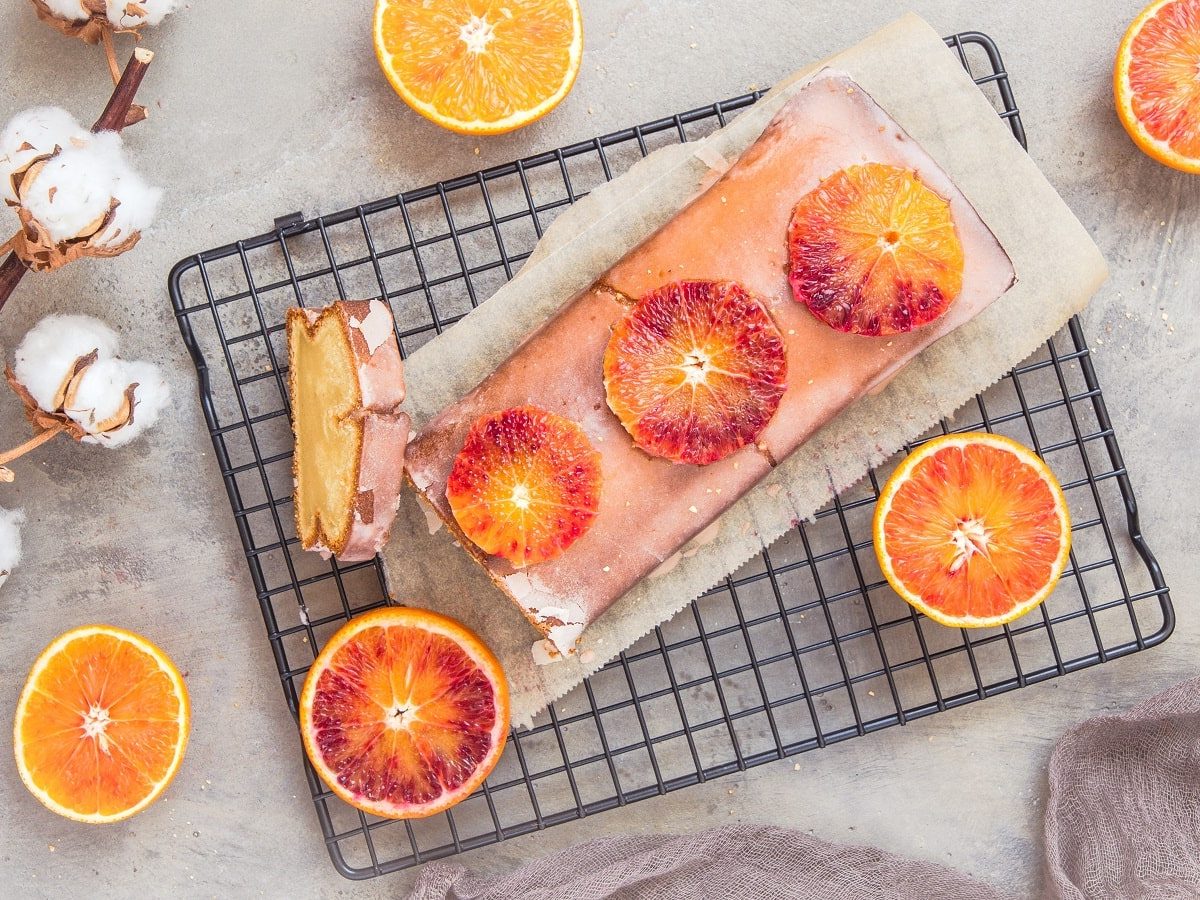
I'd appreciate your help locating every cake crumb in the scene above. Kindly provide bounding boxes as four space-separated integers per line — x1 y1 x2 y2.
688 505 699 513
602 565 610 572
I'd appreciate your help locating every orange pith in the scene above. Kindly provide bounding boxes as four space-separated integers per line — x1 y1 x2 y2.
446 406 602 567
373 0 583 135
603 280 788 466
873 433 1071 628
787 163 964 336
14 625 190 824
300 607 510 820
1115 0 1200 173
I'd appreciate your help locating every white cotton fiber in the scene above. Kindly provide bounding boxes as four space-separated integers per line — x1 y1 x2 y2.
0 106 88 204
0 507 25 589
41 0 88 21
95 359 170 447
20 144 116 243
91 139 162 248
13 314 120 411
106 0 179 28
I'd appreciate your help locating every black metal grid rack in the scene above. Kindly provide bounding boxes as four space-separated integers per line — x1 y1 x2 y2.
169 33 1172 880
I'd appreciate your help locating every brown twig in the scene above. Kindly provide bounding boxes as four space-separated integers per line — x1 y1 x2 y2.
0 48 153 316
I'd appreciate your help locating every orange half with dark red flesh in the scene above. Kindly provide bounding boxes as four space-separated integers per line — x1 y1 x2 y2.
300 607 509 820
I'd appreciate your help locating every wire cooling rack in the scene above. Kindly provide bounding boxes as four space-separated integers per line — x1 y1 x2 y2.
169 33 1172 879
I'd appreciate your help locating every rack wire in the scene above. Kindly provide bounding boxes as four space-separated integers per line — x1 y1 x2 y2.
169 33 1172 880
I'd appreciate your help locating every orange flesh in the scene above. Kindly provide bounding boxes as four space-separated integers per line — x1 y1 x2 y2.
18 632 186 820
376 0 580 132
307 622 501 810
604 280 787 465
788 163 964 336
446 406 601 567
1127 0 1200 159
882 442 1065 620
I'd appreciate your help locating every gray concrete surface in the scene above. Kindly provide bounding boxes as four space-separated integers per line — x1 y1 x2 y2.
0 1 1195 896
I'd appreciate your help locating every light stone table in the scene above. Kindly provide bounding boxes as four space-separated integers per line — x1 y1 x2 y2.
0 1 1195 896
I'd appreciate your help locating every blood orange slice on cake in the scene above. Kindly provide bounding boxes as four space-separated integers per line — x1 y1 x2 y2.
1115 0 1200 173
603 280 787 466
446 406 602 567
787 163 964 336
14 625 190 823
873 433 1072 628
300 607 509 820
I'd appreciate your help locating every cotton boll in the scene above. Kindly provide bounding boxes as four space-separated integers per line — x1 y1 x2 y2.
13 314 120 412
96 359 170 447
41 0 87 21
0 106 87 204
67 357 170 447
106 0 179 28
0 507 25 589
20 144 116 243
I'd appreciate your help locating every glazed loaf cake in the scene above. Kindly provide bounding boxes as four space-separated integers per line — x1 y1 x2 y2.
406 69 1016 656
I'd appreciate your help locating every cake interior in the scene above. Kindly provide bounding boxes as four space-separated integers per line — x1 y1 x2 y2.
291 310 362 552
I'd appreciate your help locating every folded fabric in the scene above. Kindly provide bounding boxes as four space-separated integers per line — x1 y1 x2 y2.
407 676 1200 899
406 824 1009 900
1045 675 1200 899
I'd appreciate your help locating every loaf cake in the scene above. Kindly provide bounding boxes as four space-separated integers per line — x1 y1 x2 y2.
406 69 1016 655
288 299 409 562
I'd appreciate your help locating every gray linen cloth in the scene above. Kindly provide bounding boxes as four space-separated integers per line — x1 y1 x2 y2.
409 676 1200 899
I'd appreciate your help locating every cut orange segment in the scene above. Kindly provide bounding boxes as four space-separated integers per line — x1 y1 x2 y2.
1115 0 1200 173
788 163 964 336
447 406 601 567
300 607 509 819
373 0 583 135
13 625 190 824
604 280 787 466
873 433 1071 628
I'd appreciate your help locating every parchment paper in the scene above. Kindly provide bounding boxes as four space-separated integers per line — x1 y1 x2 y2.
381 14 1108 728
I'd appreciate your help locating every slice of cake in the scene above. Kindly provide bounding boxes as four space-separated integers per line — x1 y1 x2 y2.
288 299 409 562
407 69 1016 655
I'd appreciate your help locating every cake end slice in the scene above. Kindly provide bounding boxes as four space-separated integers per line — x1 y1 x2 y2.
288 299 409 562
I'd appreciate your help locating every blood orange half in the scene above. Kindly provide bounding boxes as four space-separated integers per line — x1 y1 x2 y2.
447 406 602 567
788 163 964 336
13 625 190 824
300 607 509 820
873 433 1071 628
1115 0 1200 173
603 280 787 465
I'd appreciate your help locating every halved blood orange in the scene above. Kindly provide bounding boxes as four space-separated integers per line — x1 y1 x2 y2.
873 433 1071 628
603 280 787 465
300 607 509 820
787 163 964 336
447 406 601 567
373 0 583 135
13 625 190 824
1115 0 1200 173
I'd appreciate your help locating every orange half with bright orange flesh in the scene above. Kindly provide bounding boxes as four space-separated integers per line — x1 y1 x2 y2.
873 433 1071 628
300 607 510 820
14 625 190 824
604 280 787 466
788 163 964 336
447 406 602 567
1115 0 1200 173
373 0 583 135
